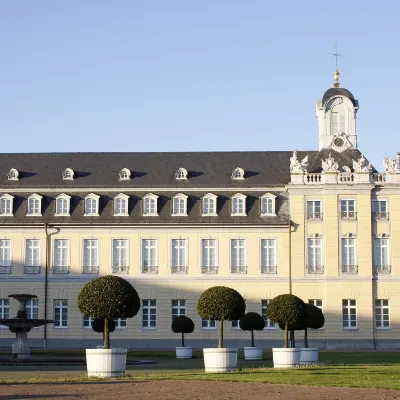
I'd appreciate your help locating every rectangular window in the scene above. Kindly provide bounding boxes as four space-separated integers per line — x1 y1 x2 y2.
0 299 10 326
341 238 357 274
53 239 70 274
375 299 390 329
144 197 157 215
173 197 186 215
231 320 240 329
201 239 218 273
27 198 41 215
342 299 357 329
26 299 39 319
232 197 245 215
82 316 93 329
261 300 275 329
332 113 345 133
260 239 277 274
25 239 41 274
0 239 12 274
171 239 188 273
307 238 324 274
306 200 322 219
373 200 388 220
308 299 323 310
56 197 69 215
0 197 12 215
374 238 391 274
203 197 216 215
114 198 128 215
340 199 356 219
201 319 216 329
83 239 99 274
112 239 129 274
85 198 98 215
142 300 156 329
114 318 127 329
172 299 186 321
141 239 158 273
230 239 247 273
54 299 68 328
261 197 274 215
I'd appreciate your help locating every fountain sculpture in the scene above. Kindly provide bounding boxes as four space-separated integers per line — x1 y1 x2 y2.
0 294 53 361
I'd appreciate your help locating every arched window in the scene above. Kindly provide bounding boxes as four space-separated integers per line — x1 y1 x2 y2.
260 193 276 216
231 193 247 216
231 167 245 180
0 194 14 216
118 168 131 181
114 194 129 216
27 194 42 216
143 194 159 216
84 193 100 216
55 194 71 216
7 168 19 181
202 193 218 216
62 168 74 181
172 193 188 216
175 168 188 180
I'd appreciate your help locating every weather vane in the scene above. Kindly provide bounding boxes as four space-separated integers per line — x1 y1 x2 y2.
329 42 343 88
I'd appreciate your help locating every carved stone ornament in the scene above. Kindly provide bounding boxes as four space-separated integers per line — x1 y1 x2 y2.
353 154 372 173
342 233 356 238
330 133 351 153
321 153 339 172
384 154 400 172
290 151 309 173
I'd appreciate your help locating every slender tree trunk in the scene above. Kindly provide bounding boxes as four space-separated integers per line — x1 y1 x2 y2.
219 320 224 348
290 330 295 348
104 318 110 349
251 330 255 347
182 332 185 347
284 324 288 348
304 328 308 348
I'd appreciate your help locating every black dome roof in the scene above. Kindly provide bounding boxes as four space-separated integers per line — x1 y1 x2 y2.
322 87 357 106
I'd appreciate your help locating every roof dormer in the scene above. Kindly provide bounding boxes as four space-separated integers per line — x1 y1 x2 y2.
7 168 19 181
62 168 74 181
175 167 188 180
118 168 131 181
231 167 245 180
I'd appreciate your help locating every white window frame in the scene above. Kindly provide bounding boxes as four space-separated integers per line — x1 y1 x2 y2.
141 239 158 273
172 299 186 321
374 238 390 268
0 299 10 327
231 193 247 216
171 239 188 273
308 299 323 311
7 168 19 181
54 299 68 328
342 299 357 330
201 238 218 273
82 316 93 329
62 168 74 181
202 193 218 217
82 238 99 274
230 238 247 273
53 239 70 274
114 193 129 216
118 168 131 181
143 193 159 216
84 193 100 216
27 194 42 216
231 167 245 180
0 239 12 273
260 193 276 216
341 237 357 274
306 200 322 219
331 111 346 133
231 320 240 329
261 300 276 330
172 193 188 216
24 239 41 272
26 299 39 320
340 199 357 219
260 239 277 274
55 193 70 216
175 167 188 180
375 299 390 329
142 299 157 329
201 319 216 330
114 318 127 329
112 238 129 274
307 238 323 273
0 194 14 216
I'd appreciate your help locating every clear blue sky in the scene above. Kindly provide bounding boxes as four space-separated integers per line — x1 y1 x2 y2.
0 1 398 170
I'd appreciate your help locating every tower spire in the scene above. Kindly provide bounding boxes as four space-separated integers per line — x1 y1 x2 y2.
329 42 343 88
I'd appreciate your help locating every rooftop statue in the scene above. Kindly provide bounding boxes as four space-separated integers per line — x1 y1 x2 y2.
321 153 339 172
290 151 309 173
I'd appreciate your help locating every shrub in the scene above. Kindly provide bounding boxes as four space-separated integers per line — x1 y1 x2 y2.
239 312 265 347
303 304 325 348
266 294 306 348
171 315 195 347
197 286 246 348
78 275 140 348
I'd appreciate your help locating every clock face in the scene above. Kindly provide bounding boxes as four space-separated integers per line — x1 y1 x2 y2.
333 137 344 147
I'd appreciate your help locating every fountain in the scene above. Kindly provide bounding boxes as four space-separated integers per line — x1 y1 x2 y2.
0 294 53 361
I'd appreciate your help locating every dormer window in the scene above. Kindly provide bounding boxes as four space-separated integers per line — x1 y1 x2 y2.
172 193 188 216
202 193 218 216
0 194 13 216
118 168 131 181
7 168 19 181
231 193 246 216
27 194 42 216
62 168 74 181
143 193 158 216
231 167 245 180
114 193 129 216
84 193 99 216
331 112 345 133
55 194 71 216
260 193 276 216
175 168 188 180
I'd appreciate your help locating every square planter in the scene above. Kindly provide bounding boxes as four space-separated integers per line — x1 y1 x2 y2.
300 348 319 365
203 348 238 373
86 348 127 377
243 347 263 360
176 346 192 359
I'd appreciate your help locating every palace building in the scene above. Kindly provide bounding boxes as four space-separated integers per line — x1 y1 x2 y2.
1 70 400 349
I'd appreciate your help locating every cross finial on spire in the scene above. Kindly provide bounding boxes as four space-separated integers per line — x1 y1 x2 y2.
329 42 343 88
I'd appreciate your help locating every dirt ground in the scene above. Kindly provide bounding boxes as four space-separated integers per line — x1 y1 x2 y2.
1 380 400 400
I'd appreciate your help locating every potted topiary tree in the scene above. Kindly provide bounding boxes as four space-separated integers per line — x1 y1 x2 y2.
239 312 265 360
300 303 325 365
197 286 246 373
91 318 115 348
171 315 195 359
78 275 140 377
266 294 306 368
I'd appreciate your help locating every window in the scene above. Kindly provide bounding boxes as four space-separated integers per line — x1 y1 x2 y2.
54 300 68 328
112 239 129 274
114 318 127 329
260 194 276 216
84 194 99 216
308 299 323 310
342 299 357 329
0 239 12 274
175 167 188 180
172 194 188 216
232 320 240 329
141 239 158 273
331 112 345 133
7 168 19 181
261 300 275 329
375 299 390 329
25 239 41 274
55 194 70 216
307 238 324 274
171 239 188 273
27 194 42 216
230 239 247 273
82 316 93 329
118 168 131 181
172 300 186 321
83 239 99 274
307 200 322 219
341 238 357 274
114 194 129 216
260 239 277 274
142 300 156 329
201 239 218 274
231 194 246 216
202 319 216 330
62 168 74 180
0 299 10 327
202 194 217 216
26 299 39 319
340 199 356 219
374 238 390 274
143 194 158 216
53 239 70 274
231 167 245 180
373 200 388 219
0 194 13 216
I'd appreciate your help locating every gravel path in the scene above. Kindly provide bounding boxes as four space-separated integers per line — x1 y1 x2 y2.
2 380 400 400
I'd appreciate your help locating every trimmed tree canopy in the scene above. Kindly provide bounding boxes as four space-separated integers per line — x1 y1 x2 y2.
171 315 195 334
92 318 115 333
78 275 141 319
305 304 325 329
197 286 246 321
239 312 265 332
266 294 306 326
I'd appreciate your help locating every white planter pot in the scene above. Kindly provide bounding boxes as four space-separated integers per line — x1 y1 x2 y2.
203 348 238 373
300 348 319 365
86 348 127 378
272 348 301 368
243 347 263 360
176 346 192 359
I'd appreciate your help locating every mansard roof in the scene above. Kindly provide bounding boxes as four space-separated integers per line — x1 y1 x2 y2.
322 87 357 107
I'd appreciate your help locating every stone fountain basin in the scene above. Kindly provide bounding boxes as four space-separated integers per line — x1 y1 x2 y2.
0 319 54 330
